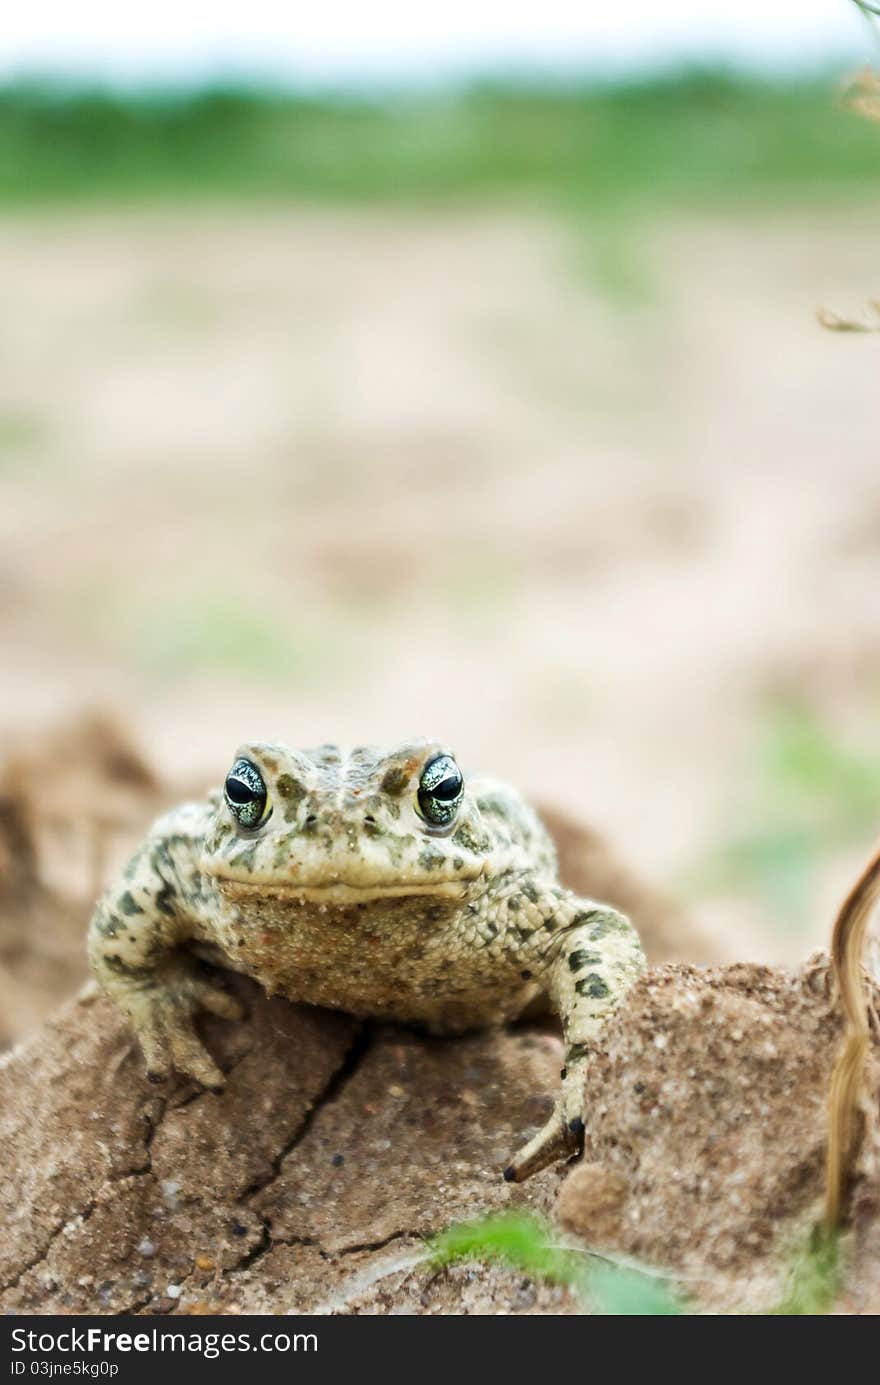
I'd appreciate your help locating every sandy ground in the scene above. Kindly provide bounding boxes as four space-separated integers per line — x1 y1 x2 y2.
2 200 880 995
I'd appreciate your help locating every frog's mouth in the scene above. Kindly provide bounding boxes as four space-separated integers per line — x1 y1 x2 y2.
209 875 471 905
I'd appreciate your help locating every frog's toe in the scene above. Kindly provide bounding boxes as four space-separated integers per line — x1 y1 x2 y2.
504 1105 583 1183
167 1024 226 1090
189 977 245 1022
138 1024 173 1084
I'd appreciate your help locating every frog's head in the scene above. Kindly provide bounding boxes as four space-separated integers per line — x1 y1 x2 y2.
199 739 542 904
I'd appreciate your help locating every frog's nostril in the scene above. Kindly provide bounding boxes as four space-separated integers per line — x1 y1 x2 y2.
304 813 318 827
364 814 376 827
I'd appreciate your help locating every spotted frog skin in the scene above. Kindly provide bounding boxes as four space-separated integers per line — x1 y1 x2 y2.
89 740 645 1181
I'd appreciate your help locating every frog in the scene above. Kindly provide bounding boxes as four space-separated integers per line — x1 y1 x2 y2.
88 739 645 1182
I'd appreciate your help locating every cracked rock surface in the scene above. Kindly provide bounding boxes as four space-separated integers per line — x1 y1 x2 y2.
3 955 880 1313
0 977 573 1314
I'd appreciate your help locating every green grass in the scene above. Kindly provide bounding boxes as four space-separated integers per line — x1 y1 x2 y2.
428 1211 684 1315
1 72 879 209
771 1228 841 1316
428 1212 841 1315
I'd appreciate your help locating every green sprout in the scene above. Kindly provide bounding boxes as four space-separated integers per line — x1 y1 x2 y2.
428 1211 684 1316
771 1228 841 1317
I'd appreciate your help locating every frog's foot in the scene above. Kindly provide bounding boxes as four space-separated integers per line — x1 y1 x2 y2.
503 1083 585 1183
124 964 245 1091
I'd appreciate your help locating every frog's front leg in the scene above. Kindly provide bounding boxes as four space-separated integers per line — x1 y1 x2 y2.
504 893 645 1183
88 836 244 1089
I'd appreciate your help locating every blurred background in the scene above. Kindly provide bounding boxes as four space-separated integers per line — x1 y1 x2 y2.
2 2 880 1042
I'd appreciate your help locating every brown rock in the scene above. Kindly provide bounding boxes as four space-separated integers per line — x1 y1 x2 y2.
0 712 167 1051
0 977 566 1314
557 959 880 1311
3 954 879 1313
555 1162 628 1246
251 1025 561 1251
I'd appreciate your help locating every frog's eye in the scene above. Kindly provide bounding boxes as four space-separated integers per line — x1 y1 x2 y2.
416 753 464 828
224 758 271 830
